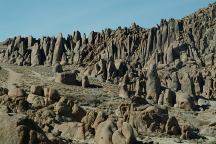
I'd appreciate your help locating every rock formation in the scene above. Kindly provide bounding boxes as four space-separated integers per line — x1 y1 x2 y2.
0 2 215 144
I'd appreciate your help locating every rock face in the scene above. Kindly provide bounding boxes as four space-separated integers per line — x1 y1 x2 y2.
133 105 169 134
175 92 195 111
31 43 42 66
0 3 214 72
52 33 64 65
95 119 117 144
112 122 137 144
0 112 49 144
27 93 46 108
0 3 215 144
8 85 26 97
146 63 161 103
165 116 181 135
54 122 85 140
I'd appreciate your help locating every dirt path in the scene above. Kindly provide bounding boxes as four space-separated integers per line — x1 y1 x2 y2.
3 68 23 89
30 70 55 82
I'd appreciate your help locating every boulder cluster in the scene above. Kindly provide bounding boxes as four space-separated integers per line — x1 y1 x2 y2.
0 84 186 144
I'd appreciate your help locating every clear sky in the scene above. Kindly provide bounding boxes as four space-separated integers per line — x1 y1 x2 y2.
0 0 215 41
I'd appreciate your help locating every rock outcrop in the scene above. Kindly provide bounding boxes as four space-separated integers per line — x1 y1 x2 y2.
0 2 215 144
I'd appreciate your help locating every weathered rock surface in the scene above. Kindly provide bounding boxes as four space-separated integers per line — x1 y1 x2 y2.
0 112 49 144
55 71 79 85
0 2 215 144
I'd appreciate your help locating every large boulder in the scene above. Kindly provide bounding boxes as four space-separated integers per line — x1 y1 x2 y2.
0 112 49 144
95 119 117 144
112 122 136 144
165 116 181 135
8 86 26 97
44 87 60 103
54 97 73 116
30 85 44 96
54 122 85 140
81 110 97 136
92 111 107 130
174 91 195 111
27 94 46 108
133 105 168 134
55 71 79 85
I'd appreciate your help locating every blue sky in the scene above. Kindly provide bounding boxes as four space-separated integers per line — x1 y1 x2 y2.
0 0 215 41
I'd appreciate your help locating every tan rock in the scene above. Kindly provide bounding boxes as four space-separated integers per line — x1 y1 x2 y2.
54 122 85 140
95 119 117 144
82 75 90 88
8 86 26 97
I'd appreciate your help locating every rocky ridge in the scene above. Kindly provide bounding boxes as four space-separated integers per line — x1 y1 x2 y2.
0 3 215 144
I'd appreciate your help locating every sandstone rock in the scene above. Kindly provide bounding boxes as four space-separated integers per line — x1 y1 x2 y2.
72 103 86 122
0 4 215 143
119 84 129 99
8 86 26 97
30 85 44 96
0 105 10 113
180 73 194 96
180 125 194 139
163 89 175 107
82 75 90 88
205 53 214 66
170 72 181 92
54 122 85 140
92 111 107 129
81 110 97 135
0 112 49 144
95 119 117 144
52 33 64 65
53 62 63 73
73 41 81 64
54 97 73 116
44 87 60 103
98 58 107 79
112 122 136 144
175 91 195 110
165 116 181 135
17 99 29 113
115 59 127 77
55 71 79 85
202 76 214 99
0 87 8 96
146 63 161 103
135 78 142 96
158 92 164 105
31 43 42 66
133 105 168 134
107 57 117 81
60 52 68 65
112 130 126 144
27 94 46 108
